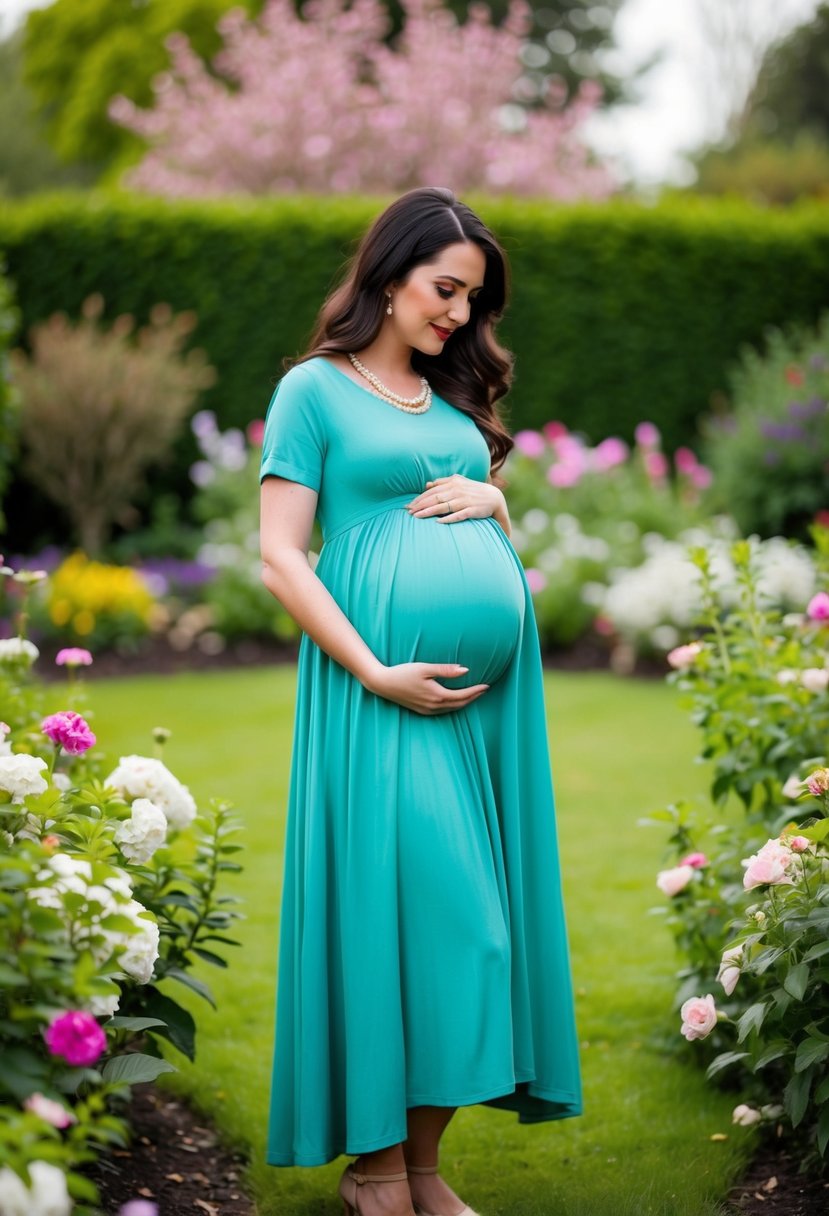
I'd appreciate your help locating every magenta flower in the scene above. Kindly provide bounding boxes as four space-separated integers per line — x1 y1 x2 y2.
41 711 96 755
681 851 708 869
690 464 713 490
55 648 93 668
806 592 829 622
246 418 265 446
512 429 546 458
542 420 569 443
634 421 661 448
44 1010 107 1066
674 446 698 475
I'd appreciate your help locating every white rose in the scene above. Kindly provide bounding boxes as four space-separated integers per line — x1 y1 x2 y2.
656 864 695 897
0 754 48 803
732 1104 762 1127
116 900 160 984
0 637 39 665
86 989 121 1017
106 755 197 831
801 667 829 693
0 1165 30 1216
782 773 806 800
114 797 168 864
717 944 743 997
25 1161 72 1216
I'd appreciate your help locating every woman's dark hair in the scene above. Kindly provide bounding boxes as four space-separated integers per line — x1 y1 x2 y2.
287 186 515 472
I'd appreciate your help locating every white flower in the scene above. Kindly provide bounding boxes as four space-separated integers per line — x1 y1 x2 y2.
0 637 39 665
51 772 72 793
0 1161 72 1216
86 989 121 1017
105 755 197 831
0 754 48 803
732 1104 762 1127
118 900 160 984
0 1165 29 1216
801 667 829 693
656 864 695 896
113 797 168 864
782 773 806 799
717 944 743 997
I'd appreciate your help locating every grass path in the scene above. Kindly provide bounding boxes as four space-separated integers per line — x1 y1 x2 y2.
86 667 756 1215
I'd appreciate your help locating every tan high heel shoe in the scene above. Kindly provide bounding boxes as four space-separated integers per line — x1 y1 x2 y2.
407 1163 480 1216
338 1160 412 1216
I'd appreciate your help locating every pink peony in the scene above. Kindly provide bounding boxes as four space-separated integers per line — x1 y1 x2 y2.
674 446 699 475
41 711 96 755
806 591 829 621
55 648 93 667
524 568 548 594
806 768 829 797
680 994 718 1040
23 1091 77 1128
512 429 546 458
644 450 669 480
742 838 797 890
44 1009 107 1066
667 641 703 669
592 436 628 471
656 864 695 896
634 421 661 448
680 851 708 869
717 945 743 997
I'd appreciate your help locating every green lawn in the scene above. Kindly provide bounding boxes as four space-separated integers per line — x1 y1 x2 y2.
86 667 756 1216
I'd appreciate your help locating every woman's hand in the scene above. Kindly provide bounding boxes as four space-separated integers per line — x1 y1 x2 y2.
407 474 507 526
365 661 490 715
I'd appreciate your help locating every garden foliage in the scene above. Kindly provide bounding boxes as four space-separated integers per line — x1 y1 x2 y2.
648 531 829 1162
0 567 245 1212
0 257 19 533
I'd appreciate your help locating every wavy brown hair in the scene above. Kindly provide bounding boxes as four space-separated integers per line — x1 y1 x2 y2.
287 186 515 472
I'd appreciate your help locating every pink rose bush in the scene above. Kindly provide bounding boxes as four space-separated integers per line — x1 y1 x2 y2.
741 838 798 891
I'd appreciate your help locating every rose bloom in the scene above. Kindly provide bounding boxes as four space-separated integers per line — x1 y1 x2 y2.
0 753 48 803
656 863 695 896
55 647 93 667
782 773 805 799
41 711 96 755
680 994 718 1040
717 944 743 996
742 838 797 890
788 835 812 853
732 1104 762 1127
806 767 829 797
680 851 708 869
23 1091 77 1128
113 797 168 864
44 1009 107 1067
667 641 703 670
806 591 829 621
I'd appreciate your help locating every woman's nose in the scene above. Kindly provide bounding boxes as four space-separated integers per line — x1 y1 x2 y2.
447 297 470 324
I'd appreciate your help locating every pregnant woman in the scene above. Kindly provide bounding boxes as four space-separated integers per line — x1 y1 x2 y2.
259 186 582 1216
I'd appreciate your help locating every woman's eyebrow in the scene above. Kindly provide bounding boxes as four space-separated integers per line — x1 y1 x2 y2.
436 275 484 290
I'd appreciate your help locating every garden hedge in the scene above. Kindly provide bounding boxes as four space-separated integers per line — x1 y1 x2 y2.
1 191 829 545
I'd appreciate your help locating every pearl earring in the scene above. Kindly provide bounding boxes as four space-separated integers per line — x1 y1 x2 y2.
386 294 393 315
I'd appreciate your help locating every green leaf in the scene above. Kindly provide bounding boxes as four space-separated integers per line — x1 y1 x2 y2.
784 962 810 1001
164 966 216 1009
804 941 829 963
815 1076 829 1104
818 1105 829 1157
102 1016 168 1031
101 1053 177 1084
784 1070 812 1128
737 1002 768 1044
706 1051 750 1079
754 1039 791 1070
801 820 829 842
141 988 197 1060
795 1037 829 1073
191 946 228 968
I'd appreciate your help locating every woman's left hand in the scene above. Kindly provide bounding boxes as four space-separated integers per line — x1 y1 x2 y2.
407 474 507 526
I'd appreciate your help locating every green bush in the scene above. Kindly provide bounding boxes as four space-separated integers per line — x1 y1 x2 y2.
0 255 20 532
703 310 829 539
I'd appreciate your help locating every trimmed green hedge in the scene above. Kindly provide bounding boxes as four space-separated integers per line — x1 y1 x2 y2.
1 190 828 490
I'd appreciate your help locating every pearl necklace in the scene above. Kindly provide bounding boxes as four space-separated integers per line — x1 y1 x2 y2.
347 352 432 413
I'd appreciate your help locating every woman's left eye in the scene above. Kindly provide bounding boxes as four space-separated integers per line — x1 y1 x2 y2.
436 286 453 299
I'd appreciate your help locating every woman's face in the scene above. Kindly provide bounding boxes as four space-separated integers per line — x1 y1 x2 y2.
388 241 487 354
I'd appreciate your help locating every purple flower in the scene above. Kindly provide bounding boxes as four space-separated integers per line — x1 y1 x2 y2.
41 711 96 755
787 397 825 421
44 1010 107 1066
758 420 805 442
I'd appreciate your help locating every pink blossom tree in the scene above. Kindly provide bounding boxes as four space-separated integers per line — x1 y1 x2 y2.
109 0 617 198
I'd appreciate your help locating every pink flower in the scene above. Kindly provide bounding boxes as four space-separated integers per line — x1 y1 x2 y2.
674 446 698 475
547 462 582 488
801 668 829 693
742 838 797 890
55 648 93 667
667 641 703 669
23 1091 77 1128
717 945 743 997
525 568 547 594
41 711 96 756
681 851 708 869
806 768 829 796
680 994 717 1040
591 436 628 471
806 592 829 621
690 465 713 490
44 1010 107 1066
512 429 546 458
644 450 669 480
542 421 569 442
788 836 812 853
246 419 265 446
634 421 661 448
656 864 695 896
118 1203 159 1216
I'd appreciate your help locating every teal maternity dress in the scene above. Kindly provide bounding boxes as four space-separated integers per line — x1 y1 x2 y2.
259 355 582 1167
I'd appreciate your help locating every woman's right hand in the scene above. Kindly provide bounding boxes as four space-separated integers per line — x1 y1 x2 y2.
364 662 490 715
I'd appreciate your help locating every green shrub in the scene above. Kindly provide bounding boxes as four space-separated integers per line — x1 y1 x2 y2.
703 310 829 539
0 255 20 532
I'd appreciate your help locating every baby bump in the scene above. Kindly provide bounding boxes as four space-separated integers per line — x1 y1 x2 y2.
320 511 526 687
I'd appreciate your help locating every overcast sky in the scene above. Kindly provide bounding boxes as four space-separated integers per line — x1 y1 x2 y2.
0 0 822 186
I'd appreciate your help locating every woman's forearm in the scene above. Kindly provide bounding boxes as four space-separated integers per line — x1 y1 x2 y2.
262 551 385 688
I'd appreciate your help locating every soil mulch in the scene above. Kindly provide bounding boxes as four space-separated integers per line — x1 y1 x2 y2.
85 1082 254 1216
726 1140 829 1215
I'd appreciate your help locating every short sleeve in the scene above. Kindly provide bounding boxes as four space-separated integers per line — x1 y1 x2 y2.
259 365 326 491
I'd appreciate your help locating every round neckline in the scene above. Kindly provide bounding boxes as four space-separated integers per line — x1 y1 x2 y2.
313 355 440 412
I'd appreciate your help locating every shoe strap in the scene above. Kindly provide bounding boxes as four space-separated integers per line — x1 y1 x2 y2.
350 1168 410 1184
407 1164 439 1174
